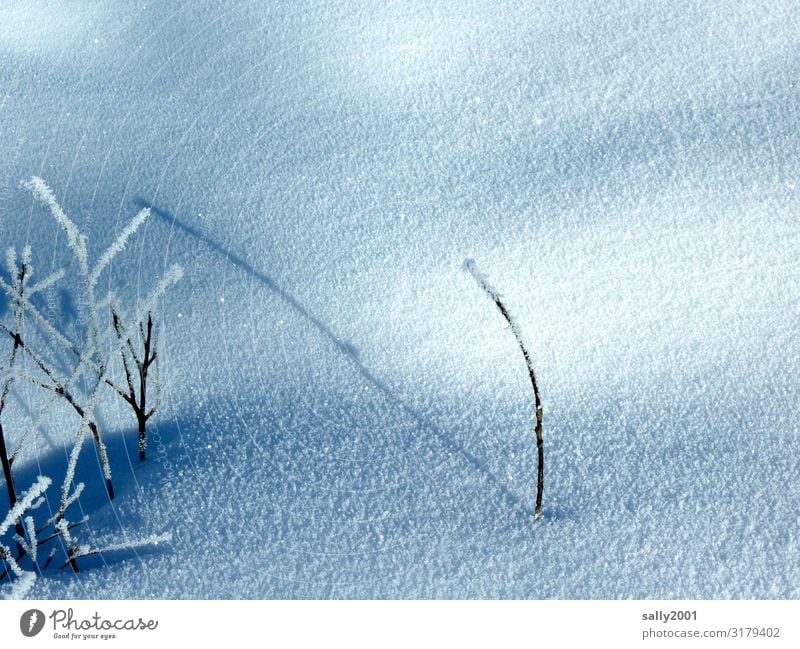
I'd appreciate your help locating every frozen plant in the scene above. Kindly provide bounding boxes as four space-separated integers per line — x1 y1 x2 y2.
107 265 182 461
464 259 545 519
0 475 51 599
0 469 172 598
18 176 182 465
0 178 182 598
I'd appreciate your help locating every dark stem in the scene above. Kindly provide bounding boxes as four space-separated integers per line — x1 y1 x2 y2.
0 262 29 545
88 422 114 501
111 308 156 461
138 315 153 461
0 423 27 552
467 262 544 519
0 325 116 502
137 411 147 462
535 403 544 519
36 519 87 548
0 421 25 542
57 391 115 502
65 553 80 573
490 293 545 519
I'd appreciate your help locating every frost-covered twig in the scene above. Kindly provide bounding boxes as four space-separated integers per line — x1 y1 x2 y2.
0 422 22 546
21 178 87 268
18 516 38 564
90 207 150 287
20 178 143 500
0 475 51 536
0 275 79 356
0 476 51 590
66 531 171 565
23 178 105 412
55 519 84 573
464 259 545 519
49 481 85 529
136 264 184 324
0 178 182 595
22 178 99 355
0 251 32 544
21 178 182 472
0 322 114 501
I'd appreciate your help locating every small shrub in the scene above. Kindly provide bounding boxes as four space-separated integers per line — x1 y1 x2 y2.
0 178 182 598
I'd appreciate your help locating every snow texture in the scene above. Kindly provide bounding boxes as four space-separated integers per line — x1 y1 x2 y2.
0 1 799 599
2 569 36 600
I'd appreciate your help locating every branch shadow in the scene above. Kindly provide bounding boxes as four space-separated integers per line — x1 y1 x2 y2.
136 198 533 518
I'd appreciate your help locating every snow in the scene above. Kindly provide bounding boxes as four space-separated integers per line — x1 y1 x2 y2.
0 1 798 599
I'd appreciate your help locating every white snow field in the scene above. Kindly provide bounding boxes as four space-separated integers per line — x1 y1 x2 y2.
1 0 799 598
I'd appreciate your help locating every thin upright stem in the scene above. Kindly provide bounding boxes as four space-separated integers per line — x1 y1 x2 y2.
465 260 544 519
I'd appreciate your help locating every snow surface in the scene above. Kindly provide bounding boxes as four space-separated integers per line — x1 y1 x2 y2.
0 0 799 598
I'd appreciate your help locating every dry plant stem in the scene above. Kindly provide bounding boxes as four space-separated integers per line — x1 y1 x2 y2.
137 315 155 461
0 325 115 501
112 311 157 461
0 544 25 582
0 180 182 590
465 260 544 519
0 423 25 544
65 551 79 573
53 388 114 500
0 262 29 543
0 520 84 582
490 293 545 519
0 423 16 505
